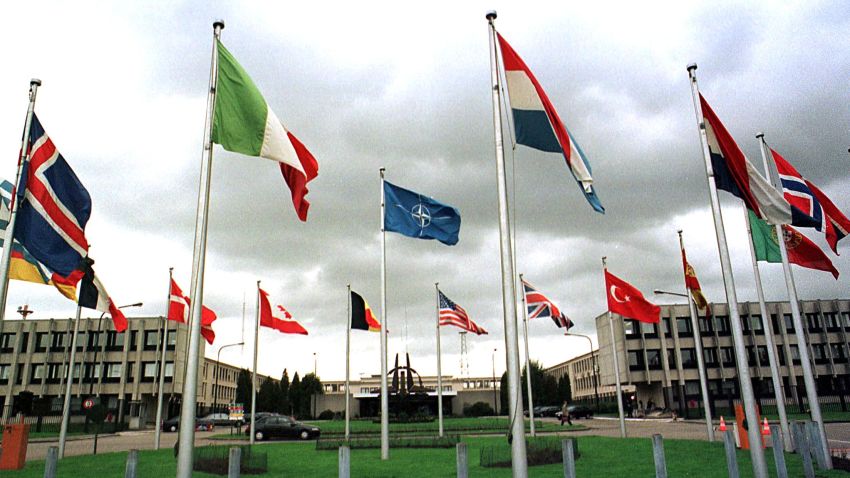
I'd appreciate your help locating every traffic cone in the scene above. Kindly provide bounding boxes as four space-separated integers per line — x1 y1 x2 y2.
719 416 727 432
761 417 770 436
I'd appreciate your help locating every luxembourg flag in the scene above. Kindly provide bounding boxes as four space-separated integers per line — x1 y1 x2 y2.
496 33 604 213
700 94 815 227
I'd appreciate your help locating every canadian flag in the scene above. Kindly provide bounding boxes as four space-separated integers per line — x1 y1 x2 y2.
168 279 217 344
259 288 308 335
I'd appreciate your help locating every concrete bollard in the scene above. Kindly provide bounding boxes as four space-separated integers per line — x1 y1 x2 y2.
562 439 576 478
228 447 241 478
769 425 787 478
124 449 138 478
793 422 814 478
43 446 59 478
652 434 667 478
723 430 739 478
338 445 350 478
456 442 468 478
805 420 830 470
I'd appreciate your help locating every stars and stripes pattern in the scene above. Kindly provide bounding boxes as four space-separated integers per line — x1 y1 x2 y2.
438 290 487 335
14 114 92 276
521 279 573 329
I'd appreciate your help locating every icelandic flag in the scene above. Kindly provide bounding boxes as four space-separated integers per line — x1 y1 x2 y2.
496 33 603 214
771 148 850 254
15 114 91 276
383 180 461 246
699 95 816 227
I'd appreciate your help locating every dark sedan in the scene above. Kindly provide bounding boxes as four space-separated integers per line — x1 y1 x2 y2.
566 405 594 419
161 416 215 432
247 415 320 441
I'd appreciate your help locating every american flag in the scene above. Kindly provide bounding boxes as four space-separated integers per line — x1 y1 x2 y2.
521 279 573 329
438 290 487 335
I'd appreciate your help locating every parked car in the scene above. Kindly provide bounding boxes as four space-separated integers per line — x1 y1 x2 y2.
201 412 241 427
566 405 594 419
246 415 320 441
161 416 215 432
534 406 561 417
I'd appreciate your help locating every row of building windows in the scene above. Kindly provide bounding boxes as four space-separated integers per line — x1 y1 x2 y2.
628 342 850 372
0 329 177 354
624 311 850 339
0 361 175 385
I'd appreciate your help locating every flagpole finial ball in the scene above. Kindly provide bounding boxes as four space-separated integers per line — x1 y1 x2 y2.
213 20 225 30
30 79 42 86
686 63 697 72
486 10 497 20
756 132 764 139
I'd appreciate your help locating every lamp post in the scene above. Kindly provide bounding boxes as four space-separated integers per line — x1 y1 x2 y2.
564 332 599 408
492 348 498 414
654 288 714 442
214 342 245 414
89 302 143 396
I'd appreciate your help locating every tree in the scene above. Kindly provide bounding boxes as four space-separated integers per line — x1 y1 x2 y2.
257 378 280 412
300 373 323 419
279 369 291 415
289 372 303 418
235 369 253 413
557 373 572 403
499 361 559 415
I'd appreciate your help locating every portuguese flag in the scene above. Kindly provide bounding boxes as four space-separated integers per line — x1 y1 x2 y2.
212 40 318 221
351 290 380 332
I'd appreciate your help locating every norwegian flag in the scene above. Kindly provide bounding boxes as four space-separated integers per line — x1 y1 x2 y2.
772 148 850 254
521 279 573 329
14 114 91 276
438 290 487 335
168 278 217 344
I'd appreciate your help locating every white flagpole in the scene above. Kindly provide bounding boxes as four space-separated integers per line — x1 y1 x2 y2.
345 284 351 441
435 283 444 438
519 274 535 436
250 281 260 444
486 11 528 477
58 304 82 458
0 79 41 323
175 20 224 478
154 267 173 450
678 231 715 442
741 209 792 451
603 257 627 438
686 63 768 477
379 168 389 460
756 133 829 463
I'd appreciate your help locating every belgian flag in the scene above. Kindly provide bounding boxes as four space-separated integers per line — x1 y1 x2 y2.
351 290 381 332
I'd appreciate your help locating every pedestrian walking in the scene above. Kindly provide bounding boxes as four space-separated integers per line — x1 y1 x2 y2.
560 401 573 426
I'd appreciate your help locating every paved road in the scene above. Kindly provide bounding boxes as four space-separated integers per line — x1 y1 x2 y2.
18 418 850 461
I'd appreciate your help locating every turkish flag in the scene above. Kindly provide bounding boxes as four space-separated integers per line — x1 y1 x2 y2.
168 278 217 344
605 270 661 323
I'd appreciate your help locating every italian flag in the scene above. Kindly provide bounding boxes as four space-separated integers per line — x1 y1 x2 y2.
212 40 318 221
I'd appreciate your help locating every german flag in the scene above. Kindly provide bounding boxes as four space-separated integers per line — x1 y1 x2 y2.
351 290 380 332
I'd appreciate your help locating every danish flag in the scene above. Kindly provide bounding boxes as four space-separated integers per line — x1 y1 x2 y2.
14 114 91 276
168 278 217 344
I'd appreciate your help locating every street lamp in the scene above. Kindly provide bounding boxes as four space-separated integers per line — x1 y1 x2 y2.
653 289 688 298
492 348 498 415
214 342 245 413
564 332 600 408
90 302 143 396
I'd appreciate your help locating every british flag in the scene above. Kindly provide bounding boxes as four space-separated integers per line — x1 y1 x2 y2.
14 114 91 276
521 279 573 329
438 290 487 335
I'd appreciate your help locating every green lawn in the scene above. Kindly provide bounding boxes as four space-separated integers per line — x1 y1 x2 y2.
5 435 846 477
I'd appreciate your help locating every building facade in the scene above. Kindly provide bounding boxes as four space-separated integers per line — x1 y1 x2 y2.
0 316 276 427
593 299 850 416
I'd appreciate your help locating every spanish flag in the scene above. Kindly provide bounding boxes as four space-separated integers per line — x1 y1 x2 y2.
350 290 380 332
681 249 709 313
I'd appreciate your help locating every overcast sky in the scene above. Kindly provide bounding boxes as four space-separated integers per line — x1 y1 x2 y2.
1 1 847 383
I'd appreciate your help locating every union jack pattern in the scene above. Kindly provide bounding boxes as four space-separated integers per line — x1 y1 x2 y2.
521 279 573 329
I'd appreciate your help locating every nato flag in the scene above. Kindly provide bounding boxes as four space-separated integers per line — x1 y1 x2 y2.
383 180 461 246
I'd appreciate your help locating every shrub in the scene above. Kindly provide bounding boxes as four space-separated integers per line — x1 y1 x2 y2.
463 401 495 417
318 409 335 420
480 436 578 468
